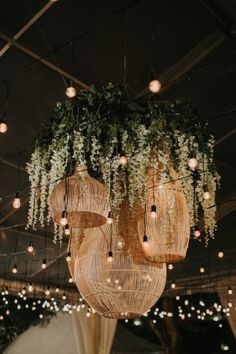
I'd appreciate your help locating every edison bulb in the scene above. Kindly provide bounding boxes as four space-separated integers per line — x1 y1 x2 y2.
168 264 174 270
228 287 233 295
65 85 76 98
143 234 148 247
119 154 128 166
27 242 34 253
218 251 224 258
107 250 113 263
45 287 50 296
60 210 68 226
66 252 71 262
171 281 176 289
107 211 113 224
150 204 157 219
0 120 7 133
203 185 211 200
12 264 17 274
12 197 21 209
149 80 161 93
64 225 70 236
188 157 198 170
41 259 47 269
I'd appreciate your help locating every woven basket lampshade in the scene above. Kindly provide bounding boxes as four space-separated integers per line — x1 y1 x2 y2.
50 165 108 228
67 229 85 279
137 168 190 263
74 220 167 319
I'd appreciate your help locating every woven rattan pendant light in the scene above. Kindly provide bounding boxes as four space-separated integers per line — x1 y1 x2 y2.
137 167 190 263
74 208 167 319
50 165 108 228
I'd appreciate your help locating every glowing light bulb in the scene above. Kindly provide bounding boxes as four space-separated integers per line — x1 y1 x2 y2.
107 250 113 263
203 185 211 200
193 225 201 238
168 264 174 270
176 294 180 301
218 250 224 258
0 118 7 133
66 251 71 262
41 258 47 269
188 155 198 170
64 224 70 236
171 281 176 289
27 241 34 253
65 81 76 98
45 287 50 296
228 287 233 295
28 283 33 292
107 211 113 224
12 192 21 209
119 153 128 165
68 277 73 283
56 287 59 293
150 204 157 219
200 265 205 273
62 293 66 300
12 264 17 274
60 210 68 226
143 234 148 247
148 80 161 93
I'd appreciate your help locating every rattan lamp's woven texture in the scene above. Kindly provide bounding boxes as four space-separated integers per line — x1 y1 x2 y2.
50 165 108 228
137 168 190 263
68 229 85 279
74 221 167 319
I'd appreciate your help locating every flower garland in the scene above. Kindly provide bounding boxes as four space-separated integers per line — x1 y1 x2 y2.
26 84 220 244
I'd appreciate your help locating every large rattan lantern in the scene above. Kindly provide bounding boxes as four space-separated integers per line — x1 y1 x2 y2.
50 165 108 228
137 167 190 263
74 221 167 319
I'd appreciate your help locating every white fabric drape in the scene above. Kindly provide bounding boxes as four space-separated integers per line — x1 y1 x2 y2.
218 289 236 338
72 309 117 354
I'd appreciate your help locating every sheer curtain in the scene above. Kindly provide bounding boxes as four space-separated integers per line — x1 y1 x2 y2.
218 283 236 338
72 309 117 354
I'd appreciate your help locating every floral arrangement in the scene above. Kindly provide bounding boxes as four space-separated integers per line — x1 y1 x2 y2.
26 83 220 244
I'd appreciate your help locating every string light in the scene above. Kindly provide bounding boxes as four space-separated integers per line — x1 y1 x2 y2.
107 250 113 263
64 224 70 236
168 264 174 270
66 251 72 262
59 210 68 226
148 80 161 93
218 250 224 258
171 280 176 289
203 185 211 200
45 286 50 296
228 287 233 295
27 241 34 253
150 204 157 219
65 80 76 98
176 294 180 301
119 153 128 166
28 283 33 292
188 154 198 170
68 277 73 283
142 234 148 247
12 264 17 274
199 265 205 274
62 293 67 300
12 192 21 209
107 211 113 224
41 258 47 269
55 286 60 293
193 225 201 238
0 118 7 133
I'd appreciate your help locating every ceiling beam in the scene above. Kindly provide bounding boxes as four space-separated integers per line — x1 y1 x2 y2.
215 128 236 147
0 1 55 57
0 31 93 92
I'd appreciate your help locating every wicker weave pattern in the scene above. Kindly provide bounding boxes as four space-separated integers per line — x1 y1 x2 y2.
50 166 108 228
137 168 190 263
74 223 166 319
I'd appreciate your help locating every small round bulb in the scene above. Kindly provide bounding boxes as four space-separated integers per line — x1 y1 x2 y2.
150 204 157 219
27 241 34 253
66 252 71 262
60 210 68 226
228 287 233 295
68 277 73 283
193 225 201 238
176 294 180 301
12 193 21 209
148 80 161 93
45 287 50 296
107 250 113 263
62 293 67 300
188 155 198 170
41 259 47 269
65 81 76 98
22 287 26 295
28 283 33 292
55 286 59 293
168 263 174 270
200 265 205 273
12 264 17 274
218 250 224 258
107 211 113 224
64 224 70 236
203 185 211 200
119 153 128 166
0 119 7 133
171 281 176 289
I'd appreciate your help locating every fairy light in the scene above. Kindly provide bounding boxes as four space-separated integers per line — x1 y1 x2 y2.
107 211 113 224
107 250 113 263
68 277 73 283
218 250 224 258
41 258 47 269
188 153 198 170
200 265 205 274
193 225 201 238
28 283 33 292
45 286 50 296
228 287 233 295
168 264 174 270
171 280 176 289
66 252 71 262
203 185 211 200
148 79 161 93
27 241 34 253
12 263 17 274
176 294 180 301
65 80 76 98
0 118 7 133
64 224 70 236
59 210 68 226
119 153 128 166
150 204 157 219
12 192 21 209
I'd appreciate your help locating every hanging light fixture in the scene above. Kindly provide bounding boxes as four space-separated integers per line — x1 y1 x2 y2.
150 204 157 219
228 287 233 295
193 225 201 238
107 211 113 224
0 118 7 133
27 241 34 253
59 210 68 226
203 185 211 200
45 286 50 296
41 258 47 269
65 80 76 98
66 251 72 262
64 224 70 236
12 263 17 274
148 80 161 93
218 250 224 258
12 192 21 209
107 250 113 262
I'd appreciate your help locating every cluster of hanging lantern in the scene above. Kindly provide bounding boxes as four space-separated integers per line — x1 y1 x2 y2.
49 151 191 319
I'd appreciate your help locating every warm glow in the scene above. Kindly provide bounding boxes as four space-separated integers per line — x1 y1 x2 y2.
107 211 113 224
41 259 47 269
168 264 174 270
218 250 224 258
150 204 157 219
107 251 113 263
64 225 70 236
66 252 71 262
0 121 7 133
68 277 73 283
171 281 176 289
12 265 17 274
148 80 161 93
27 242 34 253
119 154 128 166
65 85 76 98
188 157 198 170
45 288 50 296
203 191 211 200
228 287 233 295
60 217 68 226
28 283 33 292
12 197 21 209
200 265 205 273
